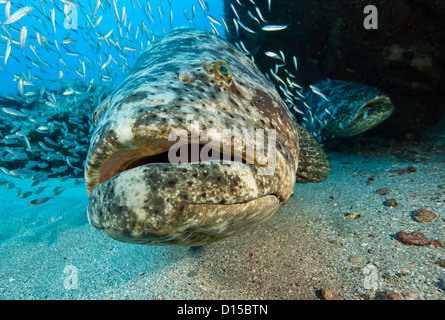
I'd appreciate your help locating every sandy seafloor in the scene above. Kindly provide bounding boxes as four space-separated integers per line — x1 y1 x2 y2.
0 120 444 300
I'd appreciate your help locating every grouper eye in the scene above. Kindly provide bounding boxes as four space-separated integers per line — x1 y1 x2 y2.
203 61 232 82
216 61 232 80
204 61 230 82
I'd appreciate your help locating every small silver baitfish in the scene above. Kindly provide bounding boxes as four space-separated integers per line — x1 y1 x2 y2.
20 191 33 199
1 6 33 25
28 197 51 206
85 29 330 246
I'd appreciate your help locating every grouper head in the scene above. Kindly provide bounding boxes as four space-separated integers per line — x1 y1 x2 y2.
85 29 328 246
304 79 394 139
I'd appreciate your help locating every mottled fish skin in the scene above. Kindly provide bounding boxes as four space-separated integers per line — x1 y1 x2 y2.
85 29 303 246
300 79 394 140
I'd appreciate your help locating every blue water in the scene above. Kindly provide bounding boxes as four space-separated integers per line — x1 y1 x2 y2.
1 0 445 302
0 0 224 95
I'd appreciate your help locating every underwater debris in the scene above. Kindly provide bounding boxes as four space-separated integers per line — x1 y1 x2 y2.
349 255 364 264
381 291 404 300
411 208 437 223
344 212 361 220
398 166 417 175
366 174 377 185
329 237 344 246
376 188 391 195
431 240 443 249
383 198 398 207
187 270 198 277
321 286 343 300
395 231 430 246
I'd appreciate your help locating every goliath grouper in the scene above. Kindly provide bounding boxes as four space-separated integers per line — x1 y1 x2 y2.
85 29 331 246
295 79 394 141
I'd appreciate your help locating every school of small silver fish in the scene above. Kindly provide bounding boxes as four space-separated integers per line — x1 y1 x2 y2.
0 0 390 208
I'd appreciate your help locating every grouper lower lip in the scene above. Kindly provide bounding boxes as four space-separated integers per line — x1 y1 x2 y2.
87 161 281 246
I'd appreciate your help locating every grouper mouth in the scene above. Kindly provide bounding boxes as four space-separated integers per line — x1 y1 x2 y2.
98 142 255 184
85 104 296 246
333 96 394 138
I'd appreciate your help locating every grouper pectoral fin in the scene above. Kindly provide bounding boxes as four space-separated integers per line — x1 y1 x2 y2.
294 123 331 183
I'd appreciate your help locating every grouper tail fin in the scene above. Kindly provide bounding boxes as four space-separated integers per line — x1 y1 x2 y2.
295 123 331 183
